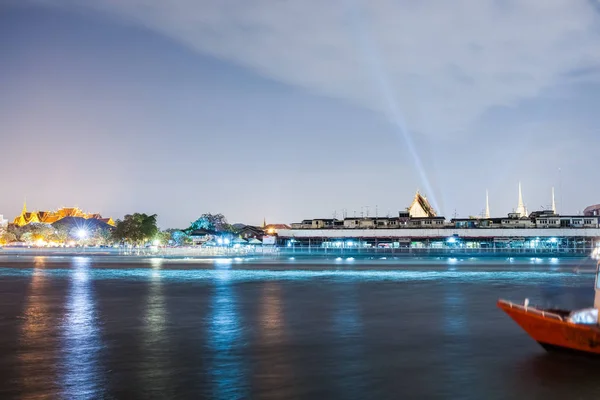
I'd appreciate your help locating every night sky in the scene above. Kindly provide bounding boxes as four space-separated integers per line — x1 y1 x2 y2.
2 1 600 228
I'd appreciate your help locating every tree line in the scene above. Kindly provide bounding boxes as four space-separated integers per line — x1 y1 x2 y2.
0 212 245 247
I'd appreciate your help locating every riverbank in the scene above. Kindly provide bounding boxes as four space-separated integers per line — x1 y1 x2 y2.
0 246 596 271
0 245 595 259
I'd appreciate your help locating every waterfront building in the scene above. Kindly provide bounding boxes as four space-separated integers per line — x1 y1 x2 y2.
280 187 600 254
237 225 265 239
263 223 291 235
188 228 214 245
12 202 115 227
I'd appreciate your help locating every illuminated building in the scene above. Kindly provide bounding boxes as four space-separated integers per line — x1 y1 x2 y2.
407 190 437 218
262 218 290 235
12 202 115 227
280 187 600 254
0 215 7 229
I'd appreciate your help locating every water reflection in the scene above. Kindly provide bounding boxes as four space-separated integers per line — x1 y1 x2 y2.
19 257 60 399
60 257 104 399
206 270 248 399
443 285 466 336
140 258 174 396
255 282 295 398
441 285 470 392
333 284 367 399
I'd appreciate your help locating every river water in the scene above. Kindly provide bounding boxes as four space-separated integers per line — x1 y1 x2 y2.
0 255 599 399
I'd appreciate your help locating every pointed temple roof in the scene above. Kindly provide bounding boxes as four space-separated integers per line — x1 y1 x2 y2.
515 182 527 217
12 205 115 227
407 190 437 218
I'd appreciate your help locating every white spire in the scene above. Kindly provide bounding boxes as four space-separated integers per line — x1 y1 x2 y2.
485 190 490 219
516 182 527 217
551 187 557 214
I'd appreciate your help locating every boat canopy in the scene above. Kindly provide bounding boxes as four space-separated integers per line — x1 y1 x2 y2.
568 308 599 325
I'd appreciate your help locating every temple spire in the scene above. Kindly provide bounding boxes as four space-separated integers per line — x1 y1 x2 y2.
551 187 557 214
516 182 527 217
485 190 490 219
262 217 266 228
22 198 27 214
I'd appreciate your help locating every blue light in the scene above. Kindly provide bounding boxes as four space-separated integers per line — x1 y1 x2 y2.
61 257 102 398
447 237 456 244
207 270 247 399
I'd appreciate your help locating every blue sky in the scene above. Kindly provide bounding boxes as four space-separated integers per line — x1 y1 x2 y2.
2 1 600 228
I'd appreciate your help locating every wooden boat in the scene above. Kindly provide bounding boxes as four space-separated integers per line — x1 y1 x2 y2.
497 260 600 356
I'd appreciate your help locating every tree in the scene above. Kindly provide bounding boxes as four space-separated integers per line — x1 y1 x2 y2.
189 213 232 233
91 226 114 246
169 229 192 246
112 213 159 246
7 224 23 241
51 224 71 244
0 231 16 245
19 223 54 243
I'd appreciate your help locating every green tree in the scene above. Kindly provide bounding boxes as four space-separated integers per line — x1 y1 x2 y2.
112 213 159 246
51 225 71 244
91 226 114 246
189 213 233 233
20 223 54 243
169 229 192 246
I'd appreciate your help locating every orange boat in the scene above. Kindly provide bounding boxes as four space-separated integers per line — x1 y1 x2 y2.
498 260 600 356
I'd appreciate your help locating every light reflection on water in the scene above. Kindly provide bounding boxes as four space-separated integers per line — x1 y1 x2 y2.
0 267 587 285
333 283 367 399
18 258 60 399
443 285 466 336
140 258 174 396
256 283 296 398
207 269 248 400
441 285 470 392
60 257 104 399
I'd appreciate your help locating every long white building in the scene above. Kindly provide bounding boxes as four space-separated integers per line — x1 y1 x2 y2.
279 188 600 253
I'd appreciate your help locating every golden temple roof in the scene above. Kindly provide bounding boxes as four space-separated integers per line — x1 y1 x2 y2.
12 203 115 227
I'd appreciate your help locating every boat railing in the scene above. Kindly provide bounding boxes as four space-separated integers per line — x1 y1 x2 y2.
498 299 564 321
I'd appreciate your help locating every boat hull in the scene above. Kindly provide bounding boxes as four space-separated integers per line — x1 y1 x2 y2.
497 299 600 355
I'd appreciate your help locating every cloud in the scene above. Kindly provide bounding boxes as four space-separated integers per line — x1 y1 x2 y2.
26 0 600 138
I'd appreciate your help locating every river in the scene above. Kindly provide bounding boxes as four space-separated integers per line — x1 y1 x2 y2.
0 255 599 399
